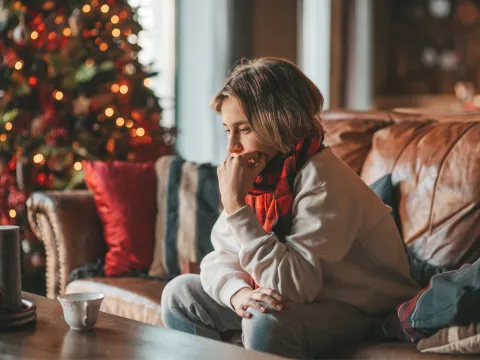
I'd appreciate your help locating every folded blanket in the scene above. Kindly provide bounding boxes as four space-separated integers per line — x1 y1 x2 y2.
397 258 480 342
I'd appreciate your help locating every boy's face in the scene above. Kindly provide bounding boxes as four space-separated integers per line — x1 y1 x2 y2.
221 97 278 162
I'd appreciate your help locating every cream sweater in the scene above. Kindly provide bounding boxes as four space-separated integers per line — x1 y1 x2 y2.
200 147 419 314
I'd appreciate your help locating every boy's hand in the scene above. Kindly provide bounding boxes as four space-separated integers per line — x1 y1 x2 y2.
231 287 284 319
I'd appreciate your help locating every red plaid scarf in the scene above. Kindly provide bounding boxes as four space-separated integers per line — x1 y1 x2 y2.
245 135 325 288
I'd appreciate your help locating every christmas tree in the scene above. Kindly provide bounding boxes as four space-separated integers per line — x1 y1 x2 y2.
0 0 175 292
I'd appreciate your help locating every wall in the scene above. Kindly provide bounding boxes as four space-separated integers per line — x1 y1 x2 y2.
252 0 298 62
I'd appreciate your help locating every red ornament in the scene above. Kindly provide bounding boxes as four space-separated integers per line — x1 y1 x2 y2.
28 77 38 86
36 173 47 186
8 160 16 171
33 15 43 25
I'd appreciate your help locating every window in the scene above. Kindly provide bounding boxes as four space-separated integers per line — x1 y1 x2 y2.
128 0 176 127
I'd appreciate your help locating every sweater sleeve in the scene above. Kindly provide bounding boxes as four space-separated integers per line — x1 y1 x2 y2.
225 180 362 303
200 212 252 310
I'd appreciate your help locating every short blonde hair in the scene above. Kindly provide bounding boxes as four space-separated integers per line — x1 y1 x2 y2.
211 57 324 153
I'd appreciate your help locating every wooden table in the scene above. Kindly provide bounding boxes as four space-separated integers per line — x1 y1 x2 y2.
0 292 285 359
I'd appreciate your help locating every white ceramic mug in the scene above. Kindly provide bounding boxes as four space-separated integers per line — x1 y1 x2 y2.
57 292 104 330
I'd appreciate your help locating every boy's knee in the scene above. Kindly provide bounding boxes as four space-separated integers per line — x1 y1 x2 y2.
161 274 203 308
242 306 306 357
242 308 283 351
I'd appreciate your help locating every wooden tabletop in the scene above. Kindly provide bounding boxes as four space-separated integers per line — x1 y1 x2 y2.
0 292 285 360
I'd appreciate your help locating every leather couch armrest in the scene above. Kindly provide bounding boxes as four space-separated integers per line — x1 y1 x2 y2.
27 190 107 299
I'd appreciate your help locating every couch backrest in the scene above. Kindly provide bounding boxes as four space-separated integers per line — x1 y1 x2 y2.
323 109 480 280
361 121 480 271
322 117 391 174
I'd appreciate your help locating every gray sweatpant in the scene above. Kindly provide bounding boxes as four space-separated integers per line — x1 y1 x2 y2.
160 274 373 359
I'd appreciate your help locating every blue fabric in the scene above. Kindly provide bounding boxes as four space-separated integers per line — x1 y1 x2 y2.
369 174 400 229
165 157 185 277
196 163 218 261
397 258 480 342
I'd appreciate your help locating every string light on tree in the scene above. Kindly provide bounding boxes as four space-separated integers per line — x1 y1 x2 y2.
106 138 115 152
136 127 145 137
33 154 45 164
15 61 23 70
13 1 22 11
54 91 64 100
124 63 136 75
100 43 108 51
74 162 82 171
9 209 16 218
30 31 39 40
111 15 119 24
111 84 120 92
120 85 129 94
63 28 72 36
127 34 137 44
105 107 114 117
5 123 12 131
101 5 110 13
125 119 134 128
82 4 91 13
112 28 120 37
0 134 6 142
116 117 125 126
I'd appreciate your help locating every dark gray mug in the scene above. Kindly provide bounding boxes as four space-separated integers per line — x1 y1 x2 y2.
0 225 22 312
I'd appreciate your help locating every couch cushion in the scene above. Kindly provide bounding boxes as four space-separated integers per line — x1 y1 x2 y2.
325 341 479 359
149 156 219 278
360 121 480 272
66 277 166 326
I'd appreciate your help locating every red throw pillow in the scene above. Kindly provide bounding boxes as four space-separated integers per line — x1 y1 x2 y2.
83 160 157 276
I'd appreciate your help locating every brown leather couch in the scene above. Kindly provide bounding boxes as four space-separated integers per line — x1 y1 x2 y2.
27 109 480 359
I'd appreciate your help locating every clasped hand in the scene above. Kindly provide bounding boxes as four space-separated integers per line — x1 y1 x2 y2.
217 152 267 214
231 287 284 319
